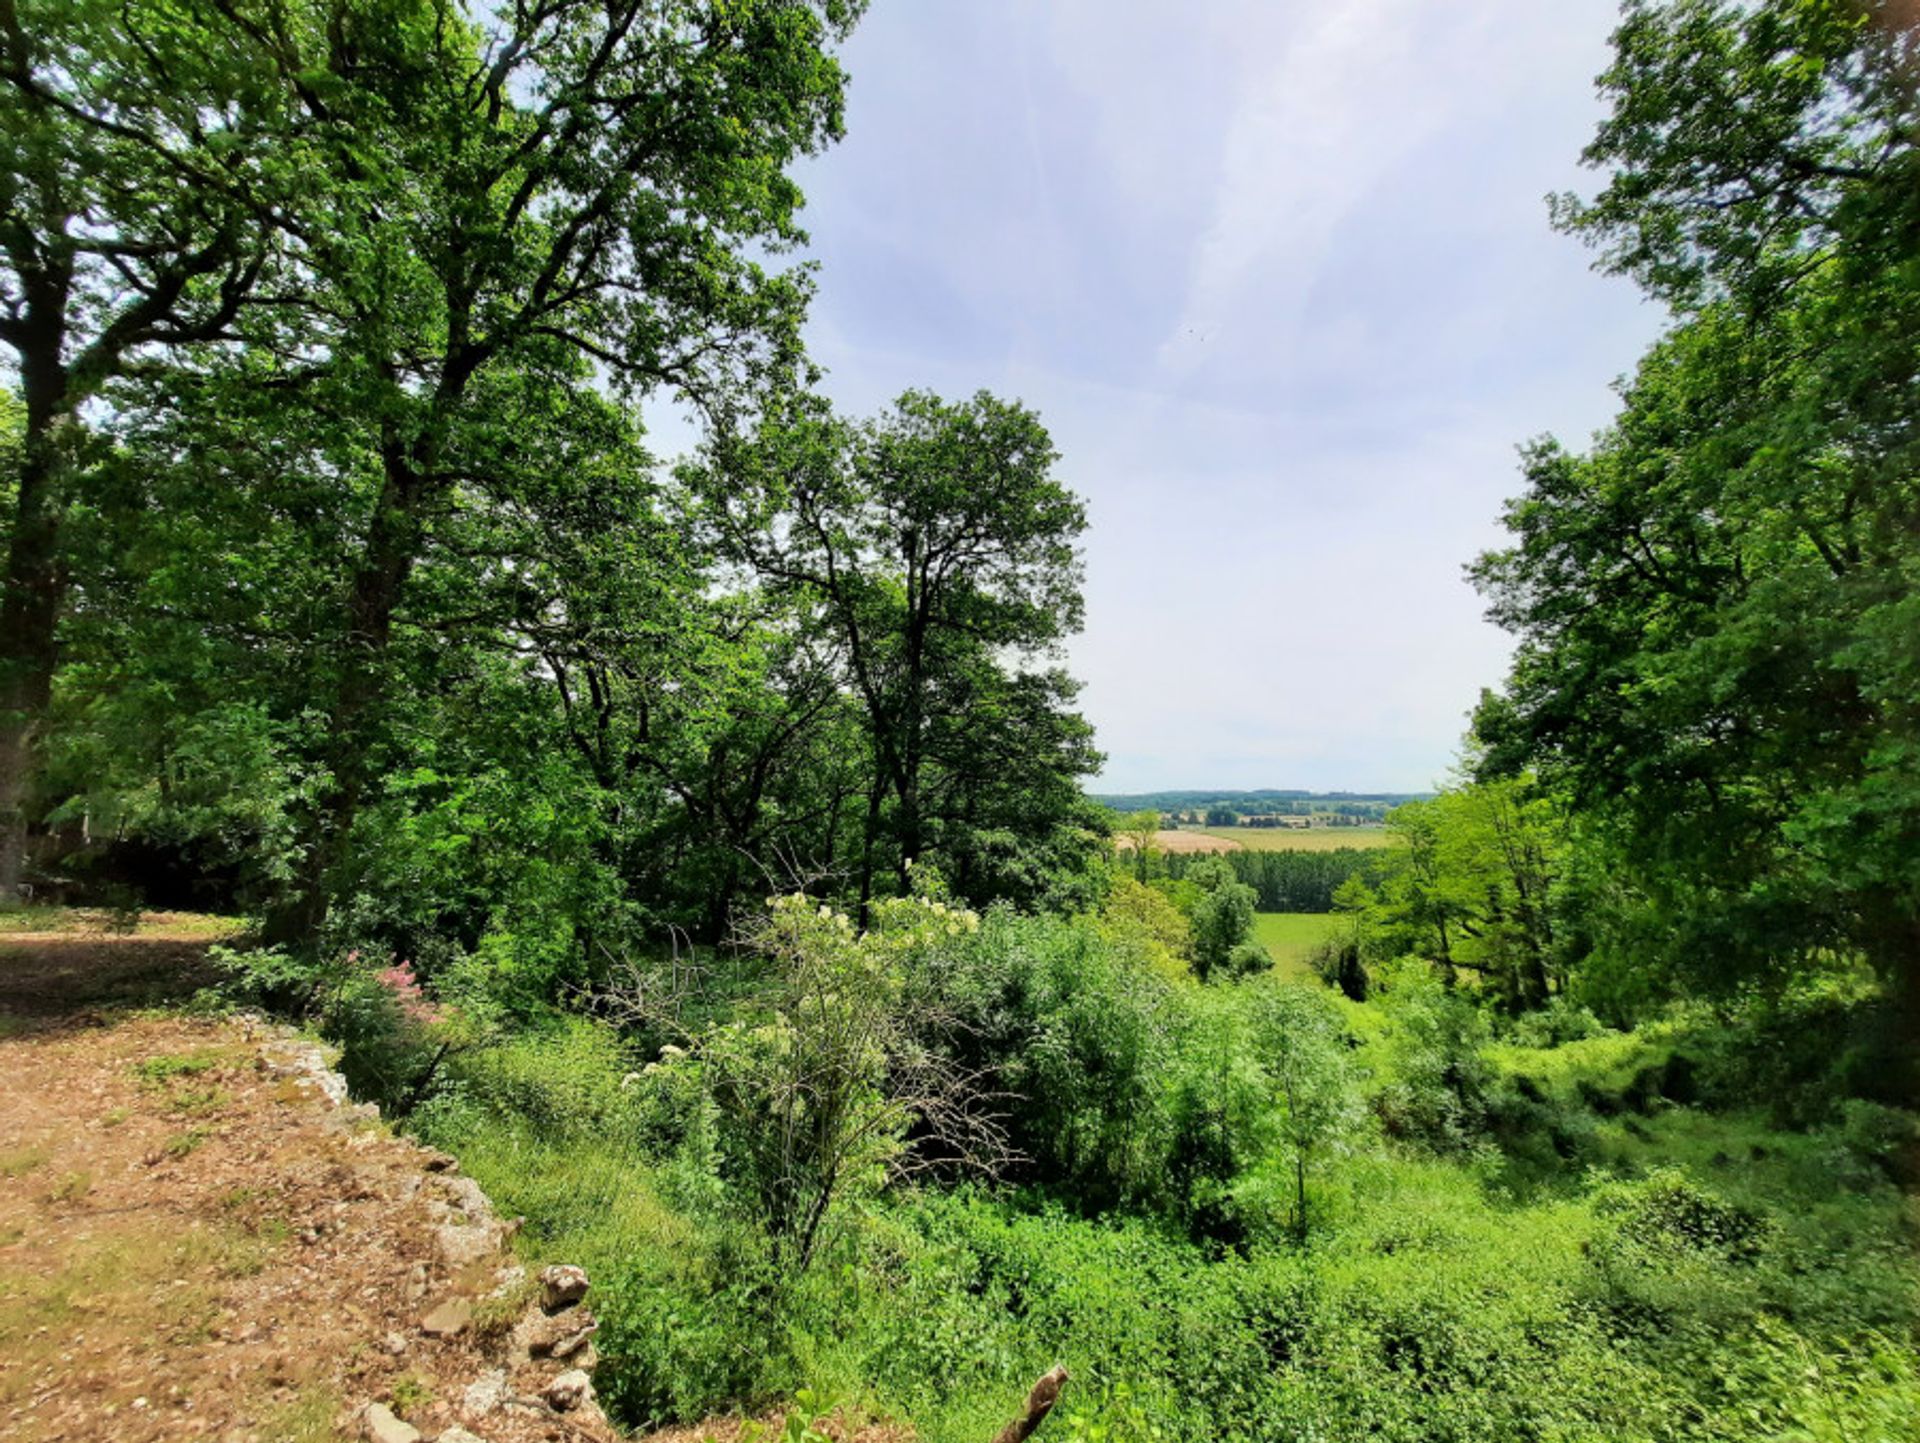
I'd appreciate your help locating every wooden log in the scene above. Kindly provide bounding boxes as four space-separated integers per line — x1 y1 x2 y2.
990 1365 1069 1443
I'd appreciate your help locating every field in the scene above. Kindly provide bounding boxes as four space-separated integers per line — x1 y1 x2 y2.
1252 911 1343 980
1114 829 1241 853
1199 825 1394 851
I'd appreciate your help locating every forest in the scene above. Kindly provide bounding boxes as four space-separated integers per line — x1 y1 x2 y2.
2 1 1918 1441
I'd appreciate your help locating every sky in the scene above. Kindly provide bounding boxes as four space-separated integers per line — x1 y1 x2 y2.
780 0 1667 794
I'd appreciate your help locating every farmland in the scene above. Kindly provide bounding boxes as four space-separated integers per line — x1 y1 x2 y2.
1114 828 1241 854
1198 825 1395 851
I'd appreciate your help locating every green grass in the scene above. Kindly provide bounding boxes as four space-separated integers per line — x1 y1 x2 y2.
1198 826 1396 852
1252 912 1343 980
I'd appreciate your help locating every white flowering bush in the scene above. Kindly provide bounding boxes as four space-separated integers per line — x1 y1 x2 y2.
629 888 1001 1275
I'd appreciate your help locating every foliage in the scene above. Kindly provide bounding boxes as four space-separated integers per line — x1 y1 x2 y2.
615 890 1006 1273
1472 0 1920 1037
217 943 481 1114
1184 858 1263 982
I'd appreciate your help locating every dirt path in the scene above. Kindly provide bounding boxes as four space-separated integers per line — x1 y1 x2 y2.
0 932 620 1443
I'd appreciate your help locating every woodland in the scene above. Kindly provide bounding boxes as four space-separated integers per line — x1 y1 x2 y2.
2 2 1918 1441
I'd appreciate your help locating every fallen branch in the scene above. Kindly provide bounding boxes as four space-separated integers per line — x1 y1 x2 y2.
990 1365 1069 1443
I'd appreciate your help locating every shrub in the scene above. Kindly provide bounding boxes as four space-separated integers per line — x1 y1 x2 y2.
1369 974 1492 1152
1508 996 1609 1048
218 943 477 1114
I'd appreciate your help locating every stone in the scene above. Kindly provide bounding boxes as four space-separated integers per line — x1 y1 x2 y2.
522 1306 597 1360
382 1331 409 1356
419 1296 473 1338
434 1430 486 1443
544 1369 592 1413
538 1264 589 1312
404 1263 430 1303
420 1148 460 1173
544 1319 598 1361
434 1221 500 1269
361 1403 422 1443
460 1370 509 1420
437 1176 492 1216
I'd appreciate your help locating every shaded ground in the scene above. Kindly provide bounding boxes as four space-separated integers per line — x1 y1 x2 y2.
0 923 622 1443
0 911 236 1021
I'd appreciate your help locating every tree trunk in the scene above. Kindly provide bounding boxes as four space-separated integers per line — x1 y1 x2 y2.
0 365 75 902
264 440 427 947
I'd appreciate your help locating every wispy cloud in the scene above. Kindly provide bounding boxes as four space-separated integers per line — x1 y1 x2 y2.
789 0 1661 792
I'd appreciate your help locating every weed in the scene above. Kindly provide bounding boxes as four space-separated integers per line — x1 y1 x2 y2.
164 1127 211 1160
259 1385 346 1443
168 1085 228 1116
45 1171 92 1204
389 1372 433 1417
0 1144 50 1178
133 1051 222 1084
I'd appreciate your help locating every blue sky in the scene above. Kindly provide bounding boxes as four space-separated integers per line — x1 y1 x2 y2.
783 0 1664 793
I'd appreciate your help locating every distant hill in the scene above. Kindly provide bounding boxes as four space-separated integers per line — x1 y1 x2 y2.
1088 788 1431 816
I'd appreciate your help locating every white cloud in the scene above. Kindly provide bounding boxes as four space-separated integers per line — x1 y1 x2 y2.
789 0 1663 792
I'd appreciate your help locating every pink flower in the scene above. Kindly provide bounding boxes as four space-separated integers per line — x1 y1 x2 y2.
374 961 443 1026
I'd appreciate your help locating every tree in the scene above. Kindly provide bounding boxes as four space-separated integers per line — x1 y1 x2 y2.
1187 856 1266 982
178 0 865 944
1248 982 1361 1239
699 390 1095 911
1364 782 1564 1009
0 0 292 896
1118 809 1162 882
1473 0 1920 1022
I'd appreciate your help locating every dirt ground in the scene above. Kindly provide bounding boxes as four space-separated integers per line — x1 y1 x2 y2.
0 926 621 1443
0 912 232 1019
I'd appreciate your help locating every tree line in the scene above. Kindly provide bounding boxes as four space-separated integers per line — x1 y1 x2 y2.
1160 847 1380 913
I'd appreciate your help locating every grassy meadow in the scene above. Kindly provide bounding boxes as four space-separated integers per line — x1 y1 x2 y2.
1252 911 1344 980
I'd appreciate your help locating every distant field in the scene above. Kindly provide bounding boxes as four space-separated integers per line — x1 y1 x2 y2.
1253 911 1343 981
1114 829 1241 854
1199 826 1394 852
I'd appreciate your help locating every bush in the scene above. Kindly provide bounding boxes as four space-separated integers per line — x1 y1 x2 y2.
217 943 476 1114
1369 974 1492 1152
1507 996 1609 1048
1223 938 1273 980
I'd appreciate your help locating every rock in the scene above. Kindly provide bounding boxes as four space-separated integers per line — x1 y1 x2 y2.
461 1370 510 1420
382 1331 409 1355
543 1369 592 1413
419 1296 473 1338
434 1430 486 1443
420 1148 460 1173
521 1306 598 1360
437 1176 492 1216
404 1263 430 1303
545 1320 595 1366
539 1264 589 1312
361 1403 422 1443
434 1221 501 1269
